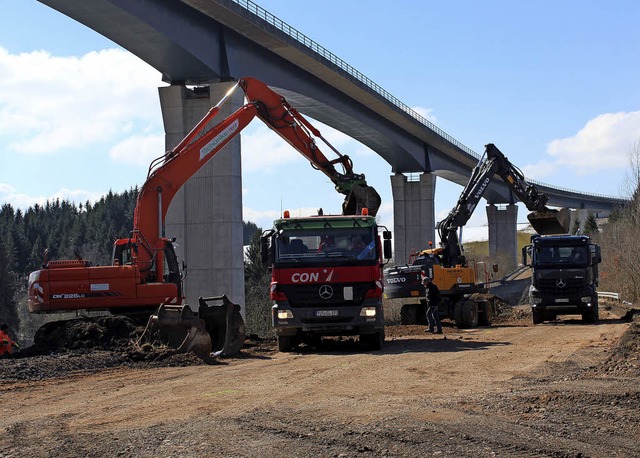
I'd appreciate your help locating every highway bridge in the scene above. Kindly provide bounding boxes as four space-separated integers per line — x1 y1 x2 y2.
37 0 629 307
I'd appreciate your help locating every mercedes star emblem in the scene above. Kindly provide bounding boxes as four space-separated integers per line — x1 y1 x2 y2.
556 278 566 288
319 284 333 300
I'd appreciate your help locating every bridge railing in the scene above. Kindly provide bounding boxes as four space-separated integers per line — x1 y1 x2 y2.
233 0 480 159
233 0 625 203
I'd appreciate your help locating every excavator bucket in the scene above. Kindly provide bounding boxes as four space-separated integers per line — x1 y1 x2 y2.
140 303 213 357
342 184 382 216
139 295 245 358
197 295 246 357
527 207 571 235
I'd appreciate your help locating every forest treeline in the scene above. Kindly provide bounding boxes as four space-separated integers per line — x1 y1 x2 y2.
0 189 262 330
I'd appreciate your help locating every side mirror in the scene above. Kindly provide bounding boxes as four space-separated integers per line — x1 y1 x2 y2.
594 245 602 264
383 239 392 260
521 245 532 267
383 230 392 240
260 236 271 264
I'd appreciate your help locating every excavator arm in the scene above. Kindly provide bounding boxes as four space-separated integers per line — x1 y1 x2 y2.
132 77 381 278
239 77 381 215
437 143 569 267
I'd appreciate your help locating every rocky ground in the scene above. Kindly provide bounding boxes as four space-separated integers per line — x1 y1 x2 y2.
0 304 638 457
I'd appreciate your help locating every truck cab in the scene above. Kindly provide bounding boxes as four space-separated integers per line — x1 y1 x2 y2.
523 235 602 324
261 211 392 351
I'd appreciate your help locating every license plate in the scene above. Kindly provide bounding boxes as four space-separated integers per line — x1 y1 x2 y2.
316 310 338 317
555 298 570 303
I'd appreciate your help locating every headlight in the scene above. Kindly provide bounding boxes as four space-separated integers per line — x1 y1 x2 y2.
276 310 293 319
360 307 377 317
530 297 542 305
581 297 592 304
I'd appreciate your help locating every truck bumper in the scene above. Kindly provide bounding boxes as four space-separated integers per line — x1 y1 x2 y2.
530 292 597 315
272 299 383 337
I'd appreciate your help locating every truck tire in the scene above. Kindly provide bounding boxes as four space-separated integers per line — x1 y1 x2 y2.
360 330 384 351
400 304 418 325
477 301 493 326
532 309 543 325
582 302 599 323
277 335 295 352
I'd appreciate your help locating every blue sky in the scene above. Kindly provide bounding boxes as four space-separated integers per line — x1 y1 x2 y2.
1 1 639 243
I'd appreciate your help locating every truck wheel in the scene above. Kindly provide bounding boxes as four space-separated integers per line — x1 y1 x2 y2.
477 301 493 326
532 310 543 325
400 304 418 325
582 303 599 323
360 330 384 351
277 335 295 352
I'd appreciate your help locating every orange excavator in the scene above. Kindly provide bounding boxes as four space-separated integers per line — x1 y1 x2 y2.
27 77 381 356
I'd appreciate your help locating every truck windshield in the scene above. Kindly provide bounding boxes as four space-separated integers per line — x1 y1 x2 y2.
534 245 589 267
276 227 377 262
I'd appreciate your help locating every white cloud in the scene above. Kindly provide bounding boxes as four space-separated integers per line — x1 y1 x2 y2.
520 160 558 181
241 125 303 172
109 134 165 167
0 182 103 211
411 106 438 124
546 111 640 173
242 206 282 229
0 46 163 155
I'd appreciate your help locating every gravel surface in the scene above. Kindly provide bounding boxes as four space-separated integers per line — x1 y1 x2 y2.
0 308 638 457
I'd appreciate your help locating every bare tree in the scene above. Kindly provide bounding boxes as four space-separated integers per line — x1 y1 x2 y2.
599 140 640 301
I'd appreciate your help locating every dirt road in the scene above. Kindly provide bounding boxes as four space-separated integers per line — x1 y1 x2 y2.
1 309 639 457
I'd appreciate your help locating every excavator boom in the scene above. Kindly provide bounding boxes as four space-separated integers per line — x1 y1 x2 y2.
437 143 570 267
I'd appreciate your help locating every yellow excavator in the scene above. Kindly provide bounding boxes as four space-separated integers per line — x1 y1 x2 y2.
384 143 570 328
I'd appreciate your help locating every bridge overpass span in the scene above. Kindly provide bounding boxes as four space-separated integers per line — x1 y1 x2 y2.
37 0 628 307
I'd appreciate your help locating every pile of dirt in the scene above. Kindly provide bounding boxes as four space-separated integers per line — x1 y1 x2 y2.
589 318 640 377
0 316 277 383
1 316 221 381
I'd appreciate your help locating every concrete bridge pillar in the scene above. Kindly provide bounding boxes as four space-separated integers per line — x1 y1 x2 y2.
390 172 436 265
486 203 518 271
159 82 245 312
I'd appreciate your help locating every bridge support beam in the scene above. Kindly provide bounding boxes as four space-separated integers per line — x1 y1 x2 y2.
391 173 436 265
159 82 245 312
486 203 518 272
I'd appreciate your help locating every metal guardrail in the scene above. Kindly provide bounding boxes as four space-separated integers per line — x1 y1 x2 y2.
231 0 625 202
598 291 620 301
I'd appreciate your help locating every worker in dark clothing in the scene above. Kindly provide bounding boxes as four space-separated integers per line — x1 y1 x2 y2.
423 277 443 334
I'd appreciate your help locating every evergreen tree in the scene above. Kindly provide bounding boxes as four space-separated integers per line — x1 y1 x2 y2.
0 239 18 329
584 213 599 236
243 228 272 337
571 218 581 235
